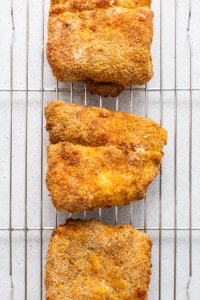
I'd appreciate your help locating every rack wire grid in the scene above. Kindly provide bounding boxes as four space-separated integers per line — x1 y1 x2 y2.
0 0 200 299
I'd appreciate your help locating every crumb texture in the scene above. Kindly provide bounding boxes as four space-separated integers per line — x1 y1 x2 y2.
46 140 163 212
45 100 167 151
47 0 153 96
45 219 152 300
45 101 167 213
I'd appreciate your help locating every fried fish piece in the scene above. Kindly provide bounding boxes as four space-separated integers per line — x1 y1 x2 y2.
45 219 152 300
45 101 167 212
47 0 153 97
46 140 163 212
45 100 167 152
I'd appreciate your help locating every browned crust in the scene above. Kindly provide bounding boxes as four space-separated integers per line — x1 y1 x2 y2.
45 219 152 300
45 101 167 212
50 0 152 11
46 141 163 212
86 79 124 98
45 100 167 151
47 0 154 97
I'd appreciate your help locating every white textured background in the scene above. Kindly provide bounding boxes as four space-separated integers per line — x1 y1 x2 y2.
0 0 200 299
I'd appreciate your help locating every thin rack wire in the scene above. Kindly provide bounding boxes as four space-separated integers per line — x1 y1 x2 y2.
9 0 14 298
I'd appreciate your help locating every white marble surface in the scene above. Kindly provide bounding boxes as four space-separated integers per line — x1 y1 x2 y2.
0 0 200 299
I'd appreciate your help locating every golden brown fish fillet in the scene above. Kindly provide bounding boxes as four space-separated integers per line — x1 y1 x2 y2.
47 0 153 97
45 100 167 152
46 140 163 212
45 219 152 300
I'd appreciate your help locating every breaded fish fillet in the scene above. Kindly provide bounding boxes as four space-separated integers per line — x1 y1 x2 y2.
45 219 152 300
45 100 167 152
47 0 153 97
46 141 163 212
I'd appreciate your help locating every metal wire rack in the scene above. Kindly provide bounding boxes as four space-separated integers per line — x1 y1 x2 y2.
0 0 200 299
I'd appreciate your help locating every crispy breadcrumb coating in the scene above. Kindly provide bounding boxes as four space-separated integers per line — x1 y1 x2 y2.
47 0 153 97
45 100 167 151
46 141 162 212
45 219 152 300
45 101 167 212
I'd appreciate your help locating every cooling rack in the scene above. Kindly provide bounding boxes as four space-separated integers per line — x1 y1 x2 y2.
0 0 200 299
